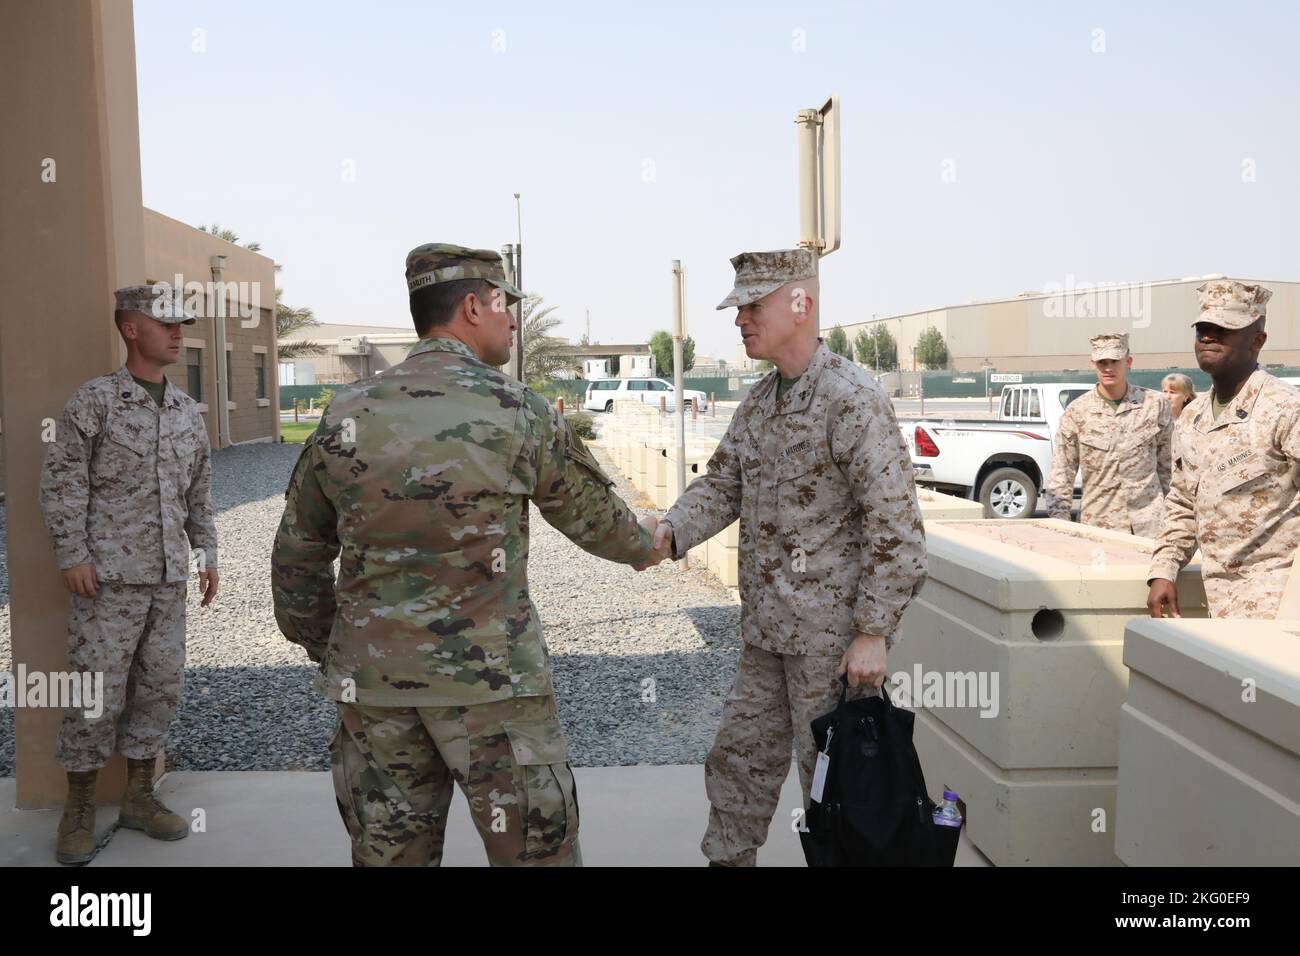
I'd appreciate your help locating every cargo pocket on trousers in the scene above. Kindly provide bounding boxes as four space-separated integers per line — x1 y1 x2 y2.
503 720 579 854
328 719 363 844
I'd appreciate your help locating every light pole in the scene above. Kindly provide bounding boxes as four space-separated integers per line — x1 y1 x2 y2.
210 254 230 448
872 313 879 376
513 193 524 381
500 244 517 377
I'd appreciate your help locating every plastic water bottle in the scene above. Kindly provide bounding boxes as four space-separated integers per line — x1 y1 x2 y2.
932 789 963 828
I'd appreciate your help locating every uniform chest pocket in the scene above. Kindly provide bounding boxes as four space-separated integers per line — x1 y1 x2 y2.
775 449 844 551
165 429 202 461
105 415 154 457
1126 419 1160 447
1214 458 1274 496
1079 432 1111 453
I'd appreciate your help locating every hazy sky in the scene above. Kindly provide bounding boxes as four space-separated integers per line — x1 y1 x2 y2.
135 0 1300 360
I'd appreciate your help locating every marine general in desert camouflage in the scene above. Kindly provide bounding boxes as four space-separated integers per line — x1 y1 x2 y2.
272 243 663 867
40 283 219 864
655 248 927 866
1148 279 1300 620
1045 332 1172 538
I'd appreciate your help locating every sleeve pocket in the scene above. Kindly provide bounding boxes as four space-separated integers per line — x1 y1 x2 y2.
503 720 580 854
565 437 615 489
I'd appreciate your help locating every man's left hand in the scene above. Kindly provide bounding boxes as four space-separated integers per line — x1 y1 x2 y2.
839 632 887 688
633 516 671 571
198 567 220 607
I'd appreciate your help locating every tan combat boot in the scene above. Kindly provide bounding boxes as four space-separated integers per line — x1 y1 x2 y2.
56 770 99 865
119 758 189 841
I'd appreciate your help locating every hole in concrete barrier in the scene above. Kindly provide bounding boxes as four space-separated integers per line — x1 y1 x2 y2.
1031 608 1065 640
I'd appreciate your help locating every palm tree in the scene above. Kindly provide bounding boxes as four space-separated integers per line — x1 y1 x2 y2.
197 223 281 271
276 288 322 361
521 296 572 385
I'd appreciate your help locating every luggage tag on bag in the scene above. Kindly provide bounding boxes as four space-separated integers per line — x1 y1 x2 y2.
810 725 834 803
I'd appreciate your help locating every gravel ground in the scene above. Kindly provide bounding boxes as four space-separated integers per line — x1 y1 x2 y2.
0 440 740 775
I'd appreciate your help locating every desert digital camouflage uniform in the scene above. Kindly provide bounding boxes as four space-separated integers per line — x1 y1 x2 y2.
272 243 653 867
1045 334 1172 538
1147 282 1300 618
662 249 928 865
39 285 215 771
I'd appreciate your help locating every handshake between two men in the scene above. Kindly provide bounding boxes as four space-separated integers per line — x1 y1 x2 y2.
631 513 890 691
270 243 928 868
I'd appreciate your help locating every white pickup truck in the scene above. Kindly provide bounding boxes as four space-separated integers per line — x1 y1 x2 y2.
900 383 1094 519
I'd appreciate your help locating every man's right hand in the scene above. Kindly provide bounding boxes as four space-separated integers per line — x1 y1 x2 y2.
61 563 99 598
633 516 672 571
653 520 674 558
1146 579 1179 618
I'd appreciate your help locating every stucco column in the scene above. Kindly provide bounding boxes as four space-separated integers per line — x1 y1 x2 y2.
0 0 148 808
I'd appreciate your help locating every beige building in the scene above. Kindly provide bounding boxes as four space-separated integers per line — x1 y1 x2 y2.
280 322 412 384
840 275 1300 372
143 209 278 445
282 324 657 385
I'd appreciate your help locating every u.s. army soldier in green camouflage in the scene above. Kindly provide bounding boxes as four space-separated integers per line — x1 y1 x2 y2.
40 284 219 865
655 249 928 866
272 243 663 867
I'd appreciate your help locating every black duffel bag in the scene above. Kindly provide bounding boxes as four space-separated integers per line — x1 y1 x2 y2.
800 678 961 867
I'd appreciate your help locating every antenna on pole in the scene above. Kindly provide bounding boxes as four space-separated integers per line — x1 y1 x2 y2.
795 95 841 335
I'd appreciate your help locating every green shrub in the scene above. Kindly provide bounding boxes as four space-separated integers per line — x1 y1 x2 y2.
567 412 596 440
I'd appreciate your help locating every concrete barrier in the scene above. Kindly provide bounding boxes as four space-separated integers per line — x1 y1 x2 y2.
1115 617 1300 865
648 447 669 509
890 518 1209 866
631 441 648 493
916 488 984 520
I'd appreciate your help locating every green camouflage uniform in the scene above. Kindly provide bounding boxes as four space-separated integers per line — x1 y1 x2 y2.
272 244 652 866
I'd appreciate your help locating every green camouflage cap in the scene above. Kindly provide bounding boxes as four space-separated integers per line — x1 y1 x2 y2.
1090 332 1129 361
114 284 197 325
405 243 524 304
716 248 818 310
1194 279 1272 330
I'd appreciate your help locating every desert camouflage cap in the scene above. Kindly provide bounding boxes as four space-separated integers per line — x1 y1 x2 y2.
716 248 818 310
405 243 524 304
1194 279 1272 330
1090 332 1130 361
114 284 197 325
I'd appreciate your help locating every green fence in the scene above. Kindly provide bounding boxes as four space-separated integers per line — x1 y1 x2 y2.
897 365 1300 399
279 384 334 410
283 363 1296 410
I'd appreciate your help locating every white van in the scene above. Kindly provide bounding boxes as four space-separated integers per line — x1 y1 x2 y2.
583 378 709 413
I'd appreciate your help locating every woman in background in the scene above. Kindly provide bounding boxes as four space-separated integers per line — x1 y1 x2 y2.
1161 373 1196 419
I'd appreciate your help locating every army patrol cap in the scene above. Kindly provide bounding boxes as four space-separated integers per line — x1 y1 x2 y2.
1194 279 1272 330
405 243 524 304
716 248 818 310
1090 332 1130 361
114 284 197 325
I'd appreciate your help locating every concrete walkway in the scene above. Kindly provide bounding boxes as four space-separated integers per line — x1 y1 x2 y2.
1 765 990 867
